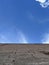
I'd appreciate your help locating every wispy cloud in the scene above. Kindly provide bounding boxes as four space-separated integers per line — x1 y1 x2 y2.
41 33 49 44
16 31 28 43
0 34 10 43
35 0 49 8
26 11 34 21
0 30 28 43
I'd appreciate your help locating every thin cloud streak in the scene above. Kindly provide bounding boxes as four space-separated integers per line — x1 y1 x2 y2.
0 34 10 43
16 31 28 43
0 30 28 43
41 33 49 44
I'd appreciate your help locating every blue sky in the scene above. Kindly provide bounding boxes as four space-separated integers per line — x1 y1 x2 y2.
0 0 49 43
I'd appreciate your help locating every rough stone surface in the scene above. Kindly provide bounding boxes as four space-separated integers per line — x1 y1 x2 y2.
0 44 49 65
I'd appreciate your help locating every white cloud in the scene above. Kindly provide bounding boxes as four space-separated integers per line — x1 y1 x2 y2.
35 0 49 8
41 33 49 44
0 34 10 43
0 30 28 43
36 0 46 3
16 31 28 43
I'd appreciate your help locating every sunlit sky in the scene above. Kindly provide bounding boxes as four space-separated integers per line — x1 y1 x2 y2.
0 0 49 44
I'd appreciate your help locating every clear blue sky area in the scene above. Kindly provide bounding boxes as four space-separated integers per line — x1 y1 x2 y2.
0 0 49 43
